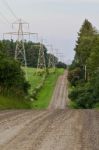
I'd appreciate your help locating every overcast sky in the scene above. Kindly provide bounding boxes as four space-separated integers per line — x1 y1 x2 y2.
0 0 99 63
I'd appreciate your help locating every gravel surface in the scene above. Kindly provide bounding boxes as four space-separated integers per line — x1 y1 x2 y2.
0 71 99 150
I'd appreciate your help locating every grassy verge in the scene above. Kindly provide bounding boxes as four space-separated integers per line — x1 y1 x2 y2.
0 96 31 109
31 68 64 109
0 68 64 109
93 103 99 109
23 67 44 94
67 83 81 109
68 101 79 109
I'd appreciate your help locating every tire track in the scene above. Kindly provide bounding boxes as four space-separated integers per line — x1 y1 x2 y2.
0 110 25 121
0 110 47 147
1 110 55 150
32 110 80 150
48 70 67 110
79 110 99 150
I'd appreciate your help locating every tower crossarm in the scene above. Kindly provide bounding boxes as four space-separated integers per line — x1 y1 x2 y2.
3 32 38 35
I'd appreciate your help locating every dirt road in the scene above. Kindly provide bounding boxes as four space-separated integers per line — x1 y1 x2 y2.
48 70 69 109
0 71 99 150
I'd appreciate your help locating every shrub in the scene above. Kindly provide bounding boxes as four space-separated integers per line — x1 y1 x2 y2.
69 82 98 109
0 52 30 97
68 67 84 86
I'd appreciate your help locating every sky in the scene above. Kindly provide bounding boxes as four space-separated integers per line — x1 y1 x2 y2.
0 0 99 63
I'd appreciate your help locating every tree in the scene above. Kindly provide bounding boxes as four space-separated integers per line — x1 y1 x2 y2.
74 19 96 66
56 61 67 69
68 19 99 108
0 40 58 68
0 52 30 97
87 35 99 76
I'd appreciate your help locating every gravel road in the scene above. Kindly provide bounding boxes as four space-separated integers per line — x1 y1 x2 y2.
0 71 99 150
48 70 68 109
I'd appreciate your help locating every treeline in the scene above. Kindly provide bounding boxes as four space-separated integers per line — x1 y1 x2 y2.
0 39 66 99
0 40 50 99
0 40 62 68
68 19 99 108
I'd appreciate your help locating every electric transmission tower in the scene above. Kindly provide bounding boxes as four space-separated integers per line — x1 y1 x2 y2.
4 19 37 79
56 50 64 62
47 45 55 69
37 39 46 71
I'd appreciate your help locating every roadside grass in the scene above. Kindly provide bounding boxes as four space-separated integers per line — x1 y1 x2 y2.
0 68 64 109
23 67 44 94
68 101 79 109
0 95 31 109
67 84 81 109
31 68 64 109
93 103 99 109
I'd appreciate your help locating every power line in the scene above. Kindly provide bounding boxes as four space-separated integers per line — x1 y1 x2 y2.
0 10 10 24
1 0 18 20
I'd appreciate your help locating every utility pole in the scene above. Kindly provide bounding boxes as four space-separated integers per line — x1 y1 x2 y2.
4 18 37 79
37 39 46 71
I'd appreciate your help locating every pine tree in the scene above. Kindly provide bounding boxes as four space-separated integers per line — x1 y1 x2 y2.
74 19 96 66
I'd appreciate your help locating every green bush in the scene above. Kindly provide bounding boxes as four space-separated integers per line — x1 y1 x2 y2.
0 52 30 97
68 67 84 86
69 82 99 108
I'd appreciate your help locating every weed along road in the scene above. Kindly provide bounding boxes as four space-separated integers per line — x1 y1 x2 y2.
0 71 99 150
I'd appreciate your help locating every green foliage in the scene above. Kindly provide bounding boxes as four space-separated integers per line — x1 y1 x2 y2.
0 40 58 68
31 69 64 109
0 37 63 109
68 19 99 109
69 84 93 108
68 67 84 86
93 103 99 109
68 101 79 109
56 61 67 69
74 19 96 66
87 36 99 76
0 52 30 97
30 73 47 100
0 95 31 109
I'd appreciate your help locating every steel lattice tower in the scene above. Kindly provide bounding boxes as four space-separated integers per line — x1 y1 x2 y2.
4 19 37 79
14 19 27 66
48 45 55 69
37 41 46 70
